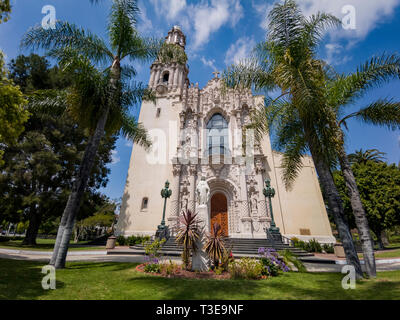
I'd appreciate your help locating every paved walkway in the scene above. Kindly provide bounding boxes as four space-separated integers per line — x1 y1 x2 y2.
1 248 400 273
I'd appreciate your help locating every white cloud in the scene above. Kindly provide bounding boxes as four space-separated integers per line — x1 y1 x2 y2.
190 0 244 49
298 0 400 41
148 0 243 49
224 37 256 66
111 150 120 165
201 57 217 70
125 140 133 148
252 0 274 31
324 43 352 66
149 0 187 20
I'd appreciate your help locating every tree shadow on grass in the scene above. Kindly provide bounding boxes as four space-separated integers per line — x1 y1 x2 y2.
65 262 139 272
126 272 400 300
0 259 65 300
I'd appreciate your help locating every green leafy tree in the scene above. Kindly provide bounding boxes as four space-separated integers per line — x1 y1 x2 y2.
8 54 72 93
0 0 11 23
0 90 116 245
22 0 162 269
0 51 29 166
334 161 400 249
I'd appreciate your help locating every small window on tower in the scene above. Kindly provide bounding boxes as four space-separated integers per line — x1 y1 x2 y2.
163 72 169 84
141 198 149 211
156 108 161 118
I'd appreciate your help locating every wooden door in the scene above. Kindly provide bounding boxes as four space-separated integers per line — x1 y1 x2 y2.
210 193 228 236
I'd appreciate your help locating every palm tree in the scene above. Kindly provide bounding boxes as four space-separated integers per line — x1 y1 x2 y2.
222 0 364 278
323 55 400 278
21 0 162 268
348 149 387 165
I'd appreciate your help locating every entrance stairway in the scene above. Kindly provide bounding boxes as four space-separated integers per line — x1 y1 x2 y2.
123 236 313 258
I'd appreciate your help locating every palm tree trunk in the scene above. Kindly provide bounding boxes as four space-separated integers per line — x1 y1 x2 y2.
304 128 363 278
338 147 377 277
51 59 121 269
52 105 110 269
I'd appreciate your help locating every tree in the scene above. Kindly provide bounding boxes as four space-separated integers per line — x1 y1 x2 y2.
0 51 29 166
0 0 11 23
334 161 400 249
8 54 72 93
222 0 364 278
22 0 161 268
0 90 116 245
348 149 387 165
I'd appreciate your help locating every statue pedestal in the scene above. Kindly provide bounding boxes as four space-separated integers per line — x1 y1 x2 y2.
197 205 209 233
241 217 253 238
192 229 209 272
192 205 210 272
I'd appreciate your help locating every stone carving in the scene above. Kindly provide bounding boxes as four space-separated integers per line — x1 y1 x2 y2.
196 177 210 206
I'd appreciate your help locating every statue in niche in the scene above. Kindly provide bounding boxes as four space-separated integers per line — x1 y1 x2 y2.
181 194 189 214
250 193 258 214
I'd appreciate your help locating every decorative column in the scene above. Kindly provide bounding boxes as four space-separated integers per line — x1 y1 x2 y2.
154 66 161 86
188 165 197 213
239 167 252 238
173 65 179 89
149 66 156 88
167 164 182 231
255 158 269 236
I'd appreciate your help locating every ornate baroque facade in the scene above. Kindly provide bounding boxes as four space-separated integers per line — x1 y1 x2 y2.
116 26 335 243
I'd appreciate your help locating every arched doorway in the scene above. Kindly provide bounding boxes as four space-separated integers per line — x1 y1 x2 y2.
210 193 228 236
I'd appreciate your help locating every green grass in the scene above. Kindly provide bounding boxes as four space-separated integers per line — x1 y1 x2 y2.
0 238 105 251
1 259 399 300
357 248 400 259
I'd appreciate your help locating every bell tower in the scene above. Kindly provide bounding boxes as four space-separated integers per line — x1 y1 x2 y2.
148 26 189 96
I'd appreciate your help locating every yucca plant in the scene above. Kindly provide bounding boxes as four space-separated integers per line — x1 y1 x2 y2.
175 211 201 270
204 223 227 268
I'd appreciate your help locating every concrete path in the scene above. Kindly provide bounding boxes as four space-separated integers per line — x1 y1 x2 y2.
1 248 400 273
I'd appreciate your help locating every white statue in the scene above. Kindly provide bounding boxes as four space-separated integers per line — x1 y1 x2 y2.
196 177 210 206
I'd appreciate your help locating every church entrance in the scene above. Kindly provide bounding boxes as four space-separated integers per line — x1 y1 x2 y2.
210 193 228 236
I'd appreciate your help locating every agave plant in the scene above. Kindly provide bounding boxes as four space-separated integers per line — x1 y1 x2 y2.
204 223 227 268
175 211 201 270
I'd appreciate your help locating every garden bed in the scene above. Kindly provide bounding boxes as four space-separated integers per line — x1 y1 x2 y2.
136 263 232 280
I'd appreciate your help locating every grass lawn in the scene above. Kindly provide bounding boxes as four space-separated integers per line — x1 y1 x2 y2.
0 259 399 300
0 238 105 251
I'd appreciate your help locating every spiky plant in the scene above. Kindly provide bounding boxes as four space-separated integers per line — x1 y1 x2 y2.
175 211 201 270
204 223 227 268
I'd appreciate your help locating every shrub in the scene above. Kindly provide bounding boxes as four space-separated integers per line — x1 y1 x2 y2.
204 223 226 268
144 263 161 274
160 260 180 276
279 249 307 273
116 235 126 246
258 248 290 276
228 258 264 280
322 243 334 254
308 239 322 253
145 238 166 258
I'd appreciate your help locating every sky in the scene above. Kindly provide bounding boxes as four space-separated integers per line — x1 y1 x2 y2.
1 0 400 201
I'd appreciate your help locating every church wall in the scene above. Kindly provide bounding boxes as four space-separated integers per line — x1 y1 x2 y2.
272 152 335 243
116 98 181 236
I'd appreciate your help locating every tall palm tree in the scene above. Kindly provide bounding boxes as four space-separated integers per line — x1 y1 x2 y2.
222 0 364 278
323 55 400 277
21 0 162 268
348 149 387 165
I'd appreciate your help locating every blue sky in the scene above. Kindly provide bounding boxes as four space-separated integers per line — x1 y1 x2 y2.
1 0 400 201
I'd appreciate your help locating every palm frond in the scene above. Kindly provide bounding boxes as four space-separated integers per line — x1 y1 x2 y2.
339 99 400 131
119 113 151 150
21 21 113 65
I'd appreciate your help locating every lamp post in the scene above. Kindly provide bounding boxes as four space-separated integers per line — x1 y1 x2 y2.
157 181 172 239
263 179 282 242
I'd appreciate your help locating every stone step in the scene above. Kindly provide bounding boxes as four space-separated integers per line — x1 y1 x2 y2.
127 237 313 258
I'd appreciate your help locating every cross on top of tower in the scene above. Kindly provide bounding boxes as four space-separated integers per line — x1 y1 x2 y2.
212 71 220 78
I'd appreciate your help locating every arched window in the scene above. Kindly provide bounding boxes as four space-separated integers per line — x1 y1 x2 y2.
206 113 229 156
162 72 169 84
141 198 149 211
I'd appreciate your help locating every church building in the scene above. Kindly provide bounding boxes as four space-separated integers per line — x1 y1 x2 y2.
115 26 335 244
